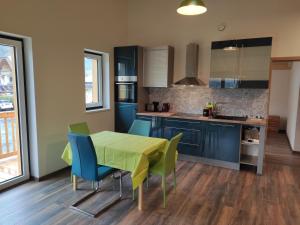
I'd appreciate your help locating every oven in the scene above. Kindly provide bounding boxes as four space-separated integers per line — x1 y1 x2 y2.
115 76 137 103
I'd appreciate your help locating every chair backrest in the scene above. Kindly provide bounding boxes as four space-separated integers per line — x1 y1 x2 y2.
163 133 183 175
68 133 98 181
128 119 151 137
68 122 90 135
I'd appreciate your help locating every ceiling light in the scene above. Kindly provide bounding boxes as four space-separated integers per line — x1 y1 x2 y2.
224 46 239 51
177 0 207 16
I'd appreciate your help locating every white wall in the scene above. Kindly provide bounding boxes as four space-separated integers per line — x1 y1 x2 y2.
1 0 300 176
127 0 300 83
0 0 128 177
269 70 291 129
287 62 300 151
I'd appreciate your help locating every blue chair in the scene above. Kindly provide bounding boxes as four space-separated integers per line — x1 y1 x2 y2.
128 119 151 136
68 122 90 181
68 133 123 217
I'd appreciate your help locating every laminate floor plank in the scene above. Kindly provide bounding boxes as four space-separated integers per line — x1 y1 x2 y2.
1 136 300 225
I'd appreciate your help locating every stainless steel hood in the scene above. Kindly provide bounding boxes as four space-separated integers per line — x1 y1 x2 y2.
175 43 205 86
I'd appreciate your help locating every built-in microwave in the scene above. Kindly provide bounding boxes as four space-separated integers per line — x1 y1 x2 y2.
115 76 137 103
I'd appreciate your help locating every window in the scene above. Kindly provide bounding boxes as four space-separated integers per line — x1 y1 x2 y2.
84 51 103 110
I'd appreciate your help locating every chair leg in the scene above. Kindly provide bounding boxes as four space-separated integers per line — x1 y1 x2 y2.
132 189 135 201
73 175 77 191
70 171 73 182
112 174 117 191
173 168 176 192
71 172 123 218
71 188 121 218
92 181 95 190
146 173 149 189
162 175 166 208
119 171 123 197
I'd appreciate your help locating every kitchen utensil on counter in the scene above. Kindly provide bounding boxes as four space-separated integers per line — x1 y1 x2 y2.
153 101 160 112
145 103 154 112
162 103 170 112
203 108 209 117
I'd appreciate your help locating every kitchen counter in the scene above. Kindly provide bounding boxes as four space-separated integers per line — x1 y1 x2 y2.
137 112 267 127
136 111 266 175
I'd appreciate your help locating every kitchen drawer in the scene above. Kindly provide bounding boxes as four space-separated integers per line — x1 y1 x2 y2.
163 126 204 145
164 118 203 130
178 143 201 157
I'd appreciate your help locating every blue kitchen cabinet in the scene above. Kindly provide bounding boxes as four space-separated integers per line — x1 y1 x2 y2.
114 46 138 77
162 118 205 157
204 123 241 163
135 115 241 164
115 103 137 133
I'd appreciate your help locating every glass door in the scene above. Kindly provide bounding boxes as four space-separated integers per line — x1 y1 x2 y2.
0 37 29 190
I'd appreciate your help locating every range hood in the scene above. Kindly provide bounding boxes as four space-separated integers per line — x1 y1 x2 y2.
175 43 205 86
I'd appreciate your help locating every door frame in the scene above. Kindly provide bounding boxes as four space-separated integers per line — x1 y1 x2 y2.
0 36 30 191
267 56 300 116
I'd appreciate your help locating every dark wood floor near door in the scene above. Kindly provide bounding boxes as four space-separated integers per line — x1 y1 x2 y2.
265 132 300 166
0 134 300 225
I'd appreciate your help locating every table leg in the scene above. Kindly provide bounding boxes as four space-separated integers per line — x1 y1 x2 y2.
73 175 77 191
138 184 143 211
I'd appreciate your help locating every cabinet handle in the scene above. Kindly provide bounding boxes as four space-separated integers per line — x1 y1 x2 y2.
165 126 202 132
165 119 201 125
115 82 135 85
138 116 151 120
210 123 235 127
180 142 201 147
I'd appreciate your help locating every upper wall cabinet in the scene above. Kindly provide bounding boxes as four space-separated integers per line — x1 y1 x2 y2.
143 46 174 88
114 46 138 77
210 37 272 89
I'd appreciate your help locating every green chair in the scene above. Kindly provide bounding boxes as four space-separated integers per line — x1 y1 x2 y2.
149 133 183 208
68 122 90 135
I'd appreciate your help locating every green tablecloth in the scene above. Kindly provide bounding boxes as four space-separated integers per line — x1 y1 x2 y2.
61 131 167 190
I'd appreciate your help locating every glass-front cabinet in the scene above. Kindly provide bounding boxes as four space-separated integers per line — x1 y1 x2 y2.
210 37 272 89
114 46 138 77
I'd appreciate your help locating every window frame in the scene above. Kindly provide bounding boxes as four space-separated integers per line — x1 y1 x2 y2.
84 51 104 111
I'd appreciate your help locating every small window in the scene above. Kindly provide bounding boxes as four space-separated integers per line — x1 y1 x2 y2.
84 51 103 110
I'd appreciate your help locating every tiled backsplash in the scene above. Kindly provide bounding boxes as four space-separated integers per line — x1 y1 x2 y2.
149 87 269 118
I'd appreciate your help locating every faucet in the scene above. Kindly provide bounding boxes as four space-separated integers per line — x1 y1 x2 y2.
213 102 229 115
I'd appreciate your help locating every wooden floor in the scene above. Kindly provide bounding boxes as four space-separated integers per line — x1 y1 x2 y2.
0 135 300 225
265 132 300 166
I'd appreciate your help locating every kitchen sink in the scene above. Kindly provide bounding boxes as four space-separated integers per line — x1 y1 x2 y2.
213 115 248 121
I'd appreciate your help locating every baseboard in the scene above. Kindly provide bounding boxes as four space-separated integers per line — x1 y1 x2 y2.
0 179 31 193
31 166 71 182
179 154 240 170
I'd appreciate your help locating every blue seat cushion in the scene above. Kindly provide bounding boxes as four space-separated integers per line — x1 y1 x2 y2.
97 165 116 180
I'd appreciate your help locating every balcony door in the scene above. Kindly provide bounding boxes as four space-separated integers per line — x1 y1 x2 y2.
0 37 29 190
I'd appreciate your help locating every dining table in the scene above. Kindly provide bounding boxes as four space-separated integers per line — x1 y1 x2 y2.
61 131 168 211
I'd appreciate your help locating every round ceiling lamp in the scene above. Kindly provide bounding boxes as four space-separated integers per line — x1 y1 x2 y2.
177 0 207 16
